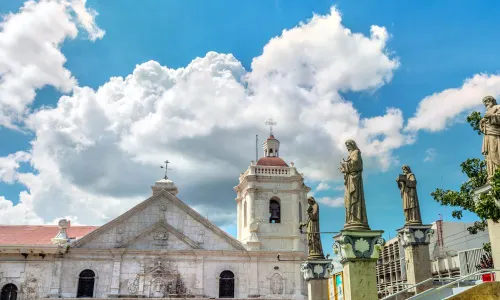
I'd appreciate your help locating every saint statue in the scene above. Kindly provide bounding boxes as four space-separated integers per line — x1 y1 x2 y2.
396 165 422 225
298 196 325 260
480 95 500 181
339 140 369 230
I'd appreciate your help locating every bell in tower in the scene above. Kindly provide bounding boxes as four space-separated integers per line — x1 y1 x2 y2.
269 199 281 223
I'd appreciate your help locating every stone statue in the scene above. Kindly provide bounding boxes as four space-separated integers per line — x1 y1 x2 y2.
339 139 369 229
298 196 325 260
480 95 500 181
396 165 422 225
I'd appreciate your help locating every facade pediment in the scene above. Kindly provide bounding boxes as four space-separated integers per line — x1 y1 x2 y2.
71 189 245 251
118 220 202 250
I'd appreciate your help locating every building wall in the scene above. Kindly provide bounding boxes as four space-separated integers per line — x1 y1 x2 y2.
0 251 305 299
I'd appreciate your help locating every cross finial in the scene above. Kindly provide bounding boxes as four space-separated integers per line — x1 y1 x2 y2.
160 160 172 180
265 118 277 136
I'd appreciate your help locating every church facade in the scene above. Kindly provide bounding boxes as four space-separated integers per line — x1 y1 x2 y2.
0 135 310 299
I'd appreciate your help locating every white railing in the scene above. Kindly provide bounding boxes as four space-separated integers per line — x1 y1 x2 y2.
411 268 499 300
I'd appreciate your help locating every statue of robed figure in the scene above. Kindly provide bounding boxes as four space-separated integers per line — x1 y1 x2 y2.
299 196 325 260
339 139 370 230
396 165 422 225
480 95 500 181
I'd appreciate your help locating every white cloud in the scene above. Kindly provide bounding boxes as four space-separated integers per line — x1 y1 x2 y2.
0 6 406 226
0 151 30 183
406 74 500 132
316 182 331 191
0 0 104 129
316 197 344 208
424 148 437 162
0 194 43 225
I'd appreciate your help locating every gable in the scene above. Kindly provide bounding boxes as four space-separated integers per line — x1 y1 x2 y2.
72 190 245 251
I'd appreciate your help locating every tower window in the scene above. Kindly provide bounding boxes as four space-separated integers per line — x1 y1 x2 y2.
269 198 281 223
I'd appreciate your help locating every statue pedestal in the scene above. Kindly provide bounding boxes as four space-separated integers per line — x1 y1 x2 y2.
300 259 333 300
333 229 385 300
474 184 500 279
397 224 434 294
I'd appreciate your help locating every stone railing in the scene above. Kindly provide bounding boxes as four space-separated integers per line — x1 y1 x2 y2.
255 166 291 176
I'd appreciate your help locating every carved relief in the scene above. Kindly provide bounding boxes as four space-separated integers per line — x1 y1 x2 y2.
129 257 190 298
152 231 168 246
128 275 139 294
270 273 283 295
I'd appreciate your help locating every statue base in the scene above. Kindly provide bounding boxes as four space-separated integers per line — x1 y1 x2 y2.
343 221 370 231
300 259 333 300
474 184 500 280
397 224 434 294
333 229 385 300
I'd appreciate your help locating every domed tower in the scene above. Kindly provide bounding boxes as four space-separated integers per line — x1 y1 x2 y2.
234 122 310 251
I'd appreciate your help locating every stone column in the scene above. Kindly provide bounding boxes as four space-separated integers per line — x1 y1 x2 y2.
397 225 434 293
300 259 333 300
333 229 385 300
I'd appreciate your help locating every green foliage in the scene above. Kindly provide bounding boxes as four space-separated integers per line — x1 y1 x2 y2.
467 111 483 135
432 111 500 241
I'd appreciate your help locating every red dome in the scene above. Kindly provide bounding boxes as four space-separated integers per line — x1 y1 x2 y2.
256 157 289 167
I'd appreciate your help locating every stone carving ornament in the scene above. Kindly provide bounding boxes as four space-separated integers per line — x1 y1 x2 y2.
298 196 325 260
480 95 500 181
270 273 283 294
339 140 369 229
396 165 422 225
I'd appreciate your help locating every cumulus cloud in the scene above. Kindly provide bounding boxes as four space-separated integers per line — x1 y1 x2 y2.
424 148 437 162
316 197 344 208
1 6 405 226
316 182 331 192
406 74 500 132
0 0 104 129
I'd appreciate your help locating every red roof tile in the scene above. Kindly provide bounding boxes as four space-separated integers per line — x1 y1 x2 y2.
256 157 289 167
0 225 98 245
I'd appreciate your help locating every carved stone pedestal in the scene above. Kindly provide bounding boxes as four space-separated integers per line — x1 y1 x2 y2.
300 260 333 300
333 229 385 300
397 224 434 294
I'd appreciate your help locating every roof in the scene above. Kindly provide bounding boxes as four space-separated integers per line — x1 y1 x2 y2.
256 156 289 167
267 135 277 140
0 225 97 245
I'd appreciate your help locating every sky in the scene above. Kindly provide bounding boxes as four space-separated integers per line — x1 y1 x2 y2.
1 0 499 255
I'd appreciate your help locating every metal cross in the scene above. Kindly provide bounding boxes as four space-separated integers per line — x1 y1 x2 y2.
265 118 277 136
160 160 172 180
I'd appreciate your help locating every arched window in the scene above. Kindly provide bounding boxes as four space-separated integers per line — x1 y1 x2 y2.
269 197 281 223
299 202 303 223
1 284 17 300
219 270 235 298
244 201 247 228
77 269 95 298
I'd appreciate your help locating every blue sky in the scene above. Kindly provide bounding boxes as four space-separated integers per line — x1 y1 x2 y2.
1 0 499 255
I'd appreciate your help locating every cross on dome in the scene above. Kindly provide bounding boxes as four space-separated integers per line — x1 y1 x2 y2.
265 118 277 136
160 160 172 180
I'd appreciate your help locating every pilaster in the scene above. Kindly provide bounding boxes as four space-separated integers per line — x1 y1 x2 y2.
333 229 385 300
108 249 125 297
49 255 63 297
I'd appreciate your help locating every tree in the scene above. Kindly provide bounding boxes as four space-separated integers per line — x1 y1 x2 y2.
431 111 500 237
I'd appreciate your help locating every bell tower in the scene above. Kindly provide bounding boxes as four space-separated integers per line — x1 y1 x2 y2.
234 121 310 251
